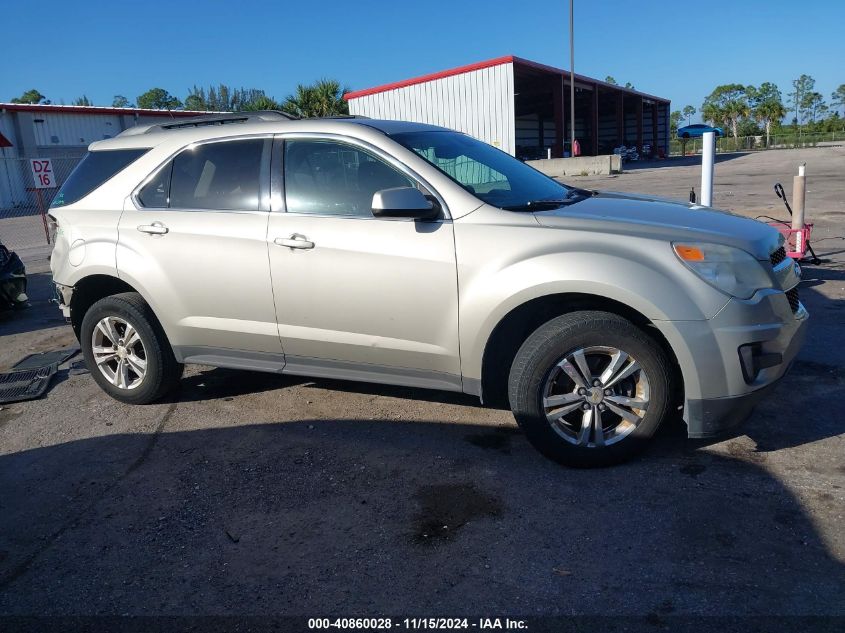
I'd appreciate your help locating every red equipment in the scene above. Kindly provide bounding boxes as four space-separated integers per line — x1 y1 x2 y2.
768 183 820 264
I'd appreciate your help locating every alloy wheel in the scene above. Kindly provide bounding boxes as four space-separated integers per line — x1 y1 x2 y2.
91 316 147 390
541 345 650 448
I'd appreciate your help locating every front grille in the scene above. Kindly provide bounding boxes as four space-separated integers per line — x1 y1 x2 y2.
786 287 800 313
770 246 787 267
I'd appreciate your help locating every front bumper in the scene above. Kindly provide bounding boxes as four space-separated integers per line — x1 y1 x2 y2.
657 287 809 438
685 373 788 438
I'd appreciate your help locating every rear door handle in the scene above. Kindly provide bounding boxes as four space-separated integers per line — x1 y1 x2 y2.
274 234 314 249
137 222 169 235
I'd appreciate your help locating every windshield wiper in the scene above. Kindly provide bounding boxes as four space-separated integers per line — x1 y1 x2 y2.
502 189 593 211
501 199 571 211
566 186 597 198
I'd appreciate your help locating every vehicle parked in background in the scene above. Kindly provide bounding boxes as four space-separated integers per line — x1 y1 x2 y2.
0 239 28 310
49 112 807 467
677 124 724 138
613 145 639 162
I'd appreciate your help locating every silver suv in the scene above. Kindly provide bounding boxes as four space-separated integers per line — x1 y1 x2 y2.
49 112 807 466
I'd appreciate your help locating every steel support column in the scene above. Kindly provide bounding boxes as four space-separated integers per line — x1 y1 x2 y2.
636 97 644 153
616 92 624 147
651 102 659 158
553 77 564 158
592 84 599 155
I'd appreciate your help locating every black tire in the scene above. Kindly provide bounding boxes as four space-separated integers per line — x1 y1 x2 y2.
508 311 672 467
80 292 183 404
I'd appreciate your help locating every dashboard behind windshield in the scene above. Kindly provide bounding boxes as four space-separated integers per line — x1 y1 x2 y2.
390 131 572 210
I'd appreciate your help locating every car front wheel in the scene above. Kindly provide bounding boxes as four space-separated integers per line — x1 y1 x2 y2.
508 311 672 467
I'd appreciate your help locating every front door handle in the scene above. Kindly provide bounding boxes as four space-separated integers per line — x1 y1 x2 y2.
137 222 169 235
274 234 314 249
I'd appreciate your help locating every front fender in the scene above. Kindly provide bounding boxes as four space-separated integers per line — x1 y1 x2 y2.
454 218 729 385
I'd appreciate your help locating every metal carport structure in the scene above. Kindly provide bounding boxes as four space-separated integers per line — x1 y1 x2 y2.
345 55 670 159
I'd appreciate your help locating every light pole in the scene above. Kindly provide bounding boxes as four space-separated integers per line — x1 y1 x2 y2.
569 0 575 155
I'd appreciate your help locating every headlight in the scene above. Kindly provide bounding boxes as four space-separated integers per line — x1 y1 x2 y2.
672 242 772 299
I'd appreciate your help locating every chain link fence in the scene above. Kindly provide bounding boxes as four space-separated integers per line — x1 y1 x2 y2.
0 157 80 261
669 131 845 156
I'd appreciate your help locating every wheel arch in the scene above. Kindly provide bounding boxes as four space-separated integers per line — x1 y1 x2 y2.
477 292 683 409
69 274 155 339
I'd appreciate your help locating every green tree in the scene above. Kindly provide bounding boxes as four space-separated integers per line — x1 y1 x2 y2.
670 110 682 137
184 85 279 112
702 84 748 141
184 85 208 111
832 84 845 116
801 91 826 124
240 94 281 111
10 89 46 104
136 88 182 110
747 82 785 147
789 74 814 127
112 95 133 108
73 95 92 106
282 79 349 118
682 105 696 126
624 81 635 90
604 76 617 85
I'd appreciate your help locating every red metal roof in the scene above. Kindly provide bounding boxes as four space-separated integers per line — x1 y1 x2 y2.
0 103 218 117
344 55 669 103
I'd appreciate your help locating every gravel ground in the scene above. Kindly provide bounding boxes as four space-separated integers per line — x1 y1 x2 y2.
0 148 843 623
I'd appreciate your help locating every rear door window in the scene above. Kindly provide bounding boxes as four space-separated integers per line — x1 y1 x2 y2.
169 139 265 211
51 148 148 207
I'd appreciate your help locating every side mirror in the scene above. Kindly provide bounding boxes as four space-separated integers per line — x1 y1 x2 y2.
371 187 438 220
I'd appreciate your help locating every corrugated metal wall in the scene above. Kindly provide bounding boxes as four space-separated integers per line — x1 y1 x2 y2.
348 63 516 155
31 112 123 148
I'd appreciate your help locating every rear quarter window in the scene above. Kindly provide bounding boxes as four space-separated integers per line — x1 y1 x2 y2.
51 148 148 207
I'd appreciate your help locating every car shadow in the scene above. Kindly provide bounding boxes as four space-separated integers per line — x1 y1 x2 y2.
0 417 842 618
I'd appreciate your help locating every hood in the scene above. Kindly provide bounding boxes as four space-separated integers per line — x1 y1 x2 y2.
534 190 781 260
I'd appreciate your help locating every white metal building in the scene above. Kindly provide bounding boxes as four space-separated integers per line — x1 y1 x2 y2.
346 55 671 160
0 104 210 211
0 103 212 160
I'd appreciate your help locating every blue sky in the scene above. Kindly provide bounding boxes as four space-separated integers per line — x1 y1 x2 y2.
2 0 843 119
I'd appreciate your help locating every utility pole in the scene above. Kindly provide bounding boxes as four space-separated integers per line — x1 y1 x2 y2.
569 0 575 155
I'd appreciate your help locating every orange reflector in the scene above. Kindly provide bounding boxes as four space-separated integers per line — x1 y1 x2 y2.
674 245 705 261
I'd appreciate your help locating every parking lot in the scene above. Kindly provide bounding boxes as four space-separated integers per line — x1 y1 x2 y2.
1 147 843 621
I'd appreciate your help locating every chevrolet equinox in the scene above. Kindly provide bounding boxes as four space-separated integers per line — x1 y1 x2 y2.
49 111 807 466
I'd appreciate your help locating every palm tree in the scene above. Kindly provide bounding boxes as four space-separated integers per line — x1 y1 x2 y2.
748 83 786 148
702 84 748 143
283 79 349 118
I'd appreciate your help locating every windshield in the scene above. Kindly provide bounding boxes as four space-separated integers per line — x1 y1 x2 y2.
391 130 576 210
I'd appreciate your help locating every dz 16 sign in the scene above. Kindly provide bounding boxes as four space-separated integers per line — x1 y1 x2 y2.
29 158 56 189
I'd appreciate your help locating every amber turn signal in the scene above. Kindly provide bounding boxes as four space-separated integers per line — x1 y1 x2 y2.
673 244 705 262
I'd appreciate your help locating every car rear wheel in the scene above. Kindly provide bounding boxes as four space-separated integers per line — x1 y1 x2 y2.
81 292 182 404
508 311 672 467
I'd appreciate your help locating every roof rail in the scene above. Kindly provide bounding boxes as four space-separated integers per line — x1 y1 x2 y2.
314 114 370 119
118 110 298 137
